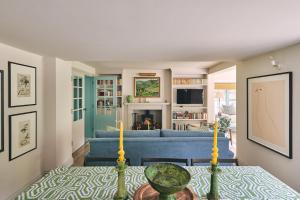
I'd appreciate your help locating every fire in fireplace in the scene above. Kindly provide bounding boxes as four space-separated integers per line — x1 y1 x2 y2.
132 110 162 130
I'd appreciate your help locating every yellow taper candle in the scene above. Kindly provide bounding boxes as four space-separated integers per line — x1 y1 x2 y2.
118 121 125 162
211 119 219 165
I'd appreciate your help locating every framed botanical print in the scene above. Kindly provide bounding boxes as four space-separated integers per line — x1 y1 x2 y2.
8 62 37 107
9 111 37 161
0 70 3 153
247 72 292 158
134 77 160 97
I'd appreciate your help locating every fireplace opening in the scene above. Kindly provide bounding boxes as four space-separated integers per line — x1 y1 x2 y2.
132 110 162 130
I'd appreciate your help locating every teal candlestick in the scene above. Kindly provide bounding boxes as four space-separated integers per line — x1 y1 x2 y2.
207 164 221 200
114 160 128 200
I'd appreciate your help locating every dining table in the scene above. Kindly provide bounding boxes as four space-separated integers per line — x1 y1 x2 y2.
17 166 300 200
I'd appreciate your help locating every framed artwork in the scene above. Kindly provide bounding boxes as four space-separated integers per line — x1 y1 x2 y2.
8 62 36 107
0 70 3 153
9 111 37 161
134 77 160 97
247 72 292 158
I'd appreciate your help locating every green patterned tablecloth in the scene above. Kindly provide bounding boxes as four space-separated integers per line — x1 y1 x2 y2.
17 166 299 200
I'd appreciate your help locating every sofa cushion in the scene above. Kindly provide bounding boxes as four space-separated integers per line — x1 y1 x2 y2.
87 137 233 166
95 130 161 138
161 129 224 137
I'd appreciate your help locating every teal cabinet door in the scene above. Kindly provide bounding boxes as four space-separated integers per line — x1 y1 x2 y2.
94 76 118 130
84 76 95 138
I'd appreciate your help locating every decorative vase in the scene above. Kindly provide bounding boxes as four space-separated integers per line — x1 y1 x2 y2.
127 95 133 103
144 163 191 200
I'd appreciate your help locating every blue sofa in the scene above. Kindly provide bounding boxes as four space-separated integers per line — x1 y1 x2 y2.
85 130 233 166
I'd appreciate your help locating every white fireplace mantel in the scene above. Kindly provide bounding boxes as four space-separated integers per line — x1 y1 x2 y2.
124 102 170 129
124 102 170 106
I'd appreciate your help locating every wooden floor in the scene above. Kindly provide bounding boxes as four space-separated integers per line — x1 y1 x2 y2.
72 143 90 166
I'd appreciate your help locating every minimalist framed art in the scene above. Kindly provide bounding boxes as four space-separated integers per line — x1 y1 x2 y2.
9 111 37 161
8 61 37 107
134 77 160 97
247 72 292 158
0 70 4 153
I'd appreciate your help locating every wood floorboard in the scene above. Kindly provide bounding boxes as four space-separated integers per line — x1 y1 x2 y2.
72 143 90 166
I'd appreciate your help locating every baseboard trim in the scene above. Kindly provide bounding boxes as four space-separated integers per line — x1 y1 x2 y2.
62 156 74 167
7 173 43 200
72 141 88 158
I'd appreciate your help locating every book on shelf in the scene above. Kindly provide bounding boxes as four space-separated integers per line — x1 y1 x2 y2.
172 111 208 120
172 122 208 130
173 78 207 85
173 123 188 131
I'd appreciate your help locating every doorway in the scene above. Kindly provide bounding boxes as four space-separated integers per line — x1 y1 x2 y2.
208 66 237 155
72 75 85 152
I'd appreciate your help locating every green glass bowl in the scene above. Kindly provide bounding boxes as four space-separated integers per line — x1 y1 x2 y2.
144 163 191 198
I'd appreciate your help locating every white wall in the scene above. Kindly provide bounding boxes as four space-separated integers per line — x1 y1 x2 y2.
122 69 171 103
72 61 96 75
0 43 85 199
237 43 300 192
55 59 73 166
0 43 44 199
42 58 73 171
207 66 236 122
42 57 57 171
96 67 123 75
208 62 237 74
122 69 172 129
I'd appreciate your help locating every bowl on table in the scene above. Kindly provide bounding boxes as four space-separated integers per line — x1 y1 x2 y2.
144 163 191 200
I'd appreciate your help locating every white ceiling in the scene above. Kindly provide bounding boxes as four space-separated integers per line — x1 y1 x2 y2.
0 0 300 66
86 61 219 70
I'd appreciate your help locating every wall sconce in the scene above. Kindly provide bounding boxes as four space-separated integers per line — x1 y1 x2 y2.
269 56 281 70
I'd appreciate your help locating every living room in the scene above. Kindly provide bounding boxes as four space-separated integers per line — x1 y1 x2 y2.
0 1 300 199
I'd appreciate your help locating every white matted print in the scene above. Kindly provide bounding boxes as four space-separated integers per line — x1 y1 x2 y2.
9 111 37 161
0 70 3 153
8 62 36 107
247 72 292 158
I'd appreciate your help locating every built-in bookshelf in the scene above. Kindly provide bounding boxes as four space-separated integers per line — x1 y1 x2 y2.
117 75 122 108
173 77 207 85
95 75 123 129
171 73 208 130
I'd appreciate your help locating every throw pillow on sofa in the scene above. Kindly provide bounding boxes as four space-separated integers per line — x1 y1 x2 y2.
187 124 210 132
161 129 224 137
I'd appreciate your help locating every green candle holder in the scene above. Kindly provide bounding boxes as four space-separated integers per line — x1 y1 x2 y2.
206 163 222 200
114 159 128 200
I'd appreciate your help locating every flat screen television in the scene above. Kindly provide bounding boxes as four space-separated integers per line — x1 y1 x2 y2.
177 89 203 104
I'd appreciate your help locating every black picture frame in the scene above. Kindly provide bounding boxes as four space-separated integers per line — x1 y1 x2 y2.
247 72 292 159
0 70 4 153
8 61 37 107
9 111 37 161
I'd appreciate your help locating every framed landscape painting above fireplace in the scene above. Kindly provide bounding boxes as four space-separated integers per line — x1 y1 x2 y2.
134 77 160 97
